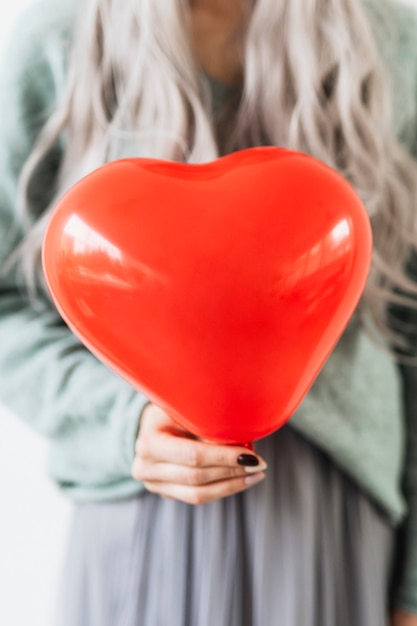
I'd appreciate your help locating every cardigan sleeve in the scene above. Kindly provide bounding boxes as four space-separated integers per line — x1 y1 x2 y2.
390 236 417 615
391 239 417 614
393 360 417 614
390 38 417 617
0 2 148 500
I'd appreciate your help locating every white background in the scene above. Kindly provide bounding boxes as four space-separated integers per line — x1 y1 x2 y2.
1 1 417 625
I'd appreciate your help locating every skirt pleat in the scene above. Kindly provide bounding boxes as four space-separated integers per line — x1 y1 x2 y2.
56 426 394 626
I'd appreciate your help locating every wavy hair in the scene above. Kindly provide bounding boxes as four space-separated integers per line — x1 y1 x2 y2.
14 0 417 351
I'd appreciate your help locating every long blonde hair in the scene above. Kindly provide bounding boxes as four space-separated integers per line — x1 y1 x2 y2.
16 0 417 350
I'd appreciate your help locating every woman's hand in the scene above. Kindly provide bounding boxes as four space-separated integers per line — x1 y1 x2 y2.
131 403 267 505
392 612 417 626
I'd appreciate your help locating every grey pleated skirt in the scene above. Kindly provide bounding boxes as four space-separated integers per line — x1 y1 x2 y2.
56 426 394 626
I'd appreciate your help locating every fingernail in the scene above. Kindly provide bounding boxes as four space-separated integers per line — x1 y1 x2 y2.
245 472 265 487
244 460 268 474
237 454 259 467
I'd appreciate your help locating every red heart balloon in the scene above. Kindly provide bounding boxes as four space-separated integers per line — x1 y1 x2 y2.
42 147 372 443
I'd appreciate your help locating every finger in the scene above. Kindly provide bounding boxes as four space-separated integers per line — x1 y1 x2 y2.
143 471 266 505
140 404 197 439
136 433 267 469
132 458 260 486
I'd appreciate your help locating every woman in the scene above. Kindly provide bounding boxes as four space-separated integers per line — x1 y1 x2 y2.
0 0 417 624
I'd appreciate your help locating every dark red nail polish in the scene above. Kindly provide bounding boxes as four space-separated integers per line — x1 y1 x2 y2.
237 454 259 467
